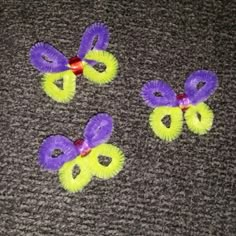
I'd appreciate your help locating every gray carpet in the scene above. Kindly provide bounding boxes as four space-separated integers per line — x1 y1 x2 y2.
0 0 235 235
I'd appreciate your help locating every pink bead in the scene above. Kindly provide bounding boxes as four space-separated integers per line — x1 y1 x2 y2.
74 139 91 157
176 93 190 111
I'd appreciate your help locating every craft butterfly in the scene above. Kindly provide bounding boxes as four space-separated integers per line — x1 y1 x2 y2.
30 23 118 103
141 70 218 141
39 114 125 192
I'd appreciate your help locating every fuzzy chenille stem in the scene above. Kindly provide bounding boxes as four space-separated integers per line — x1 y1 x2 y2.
38 135 78 171
141 80 178 108
184 70 218 105
30 42 68 72
77 23 109 65
84 113 113 148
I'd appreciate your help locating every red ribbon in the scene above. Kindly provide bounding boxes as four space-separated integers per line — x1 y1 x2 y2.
69 57 83 75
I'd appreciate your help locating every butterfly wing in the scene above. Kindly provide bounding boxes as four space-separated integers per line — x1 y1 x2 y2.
141 80 178 108
39 135 78 171
30 42 68 73
185 102 214 135
77 23 109 63
42 70 76 103
58 155 92 192
83 50 118 84
184 70 218 105
84 113 113 148
150 106 183 141
86 143 125 179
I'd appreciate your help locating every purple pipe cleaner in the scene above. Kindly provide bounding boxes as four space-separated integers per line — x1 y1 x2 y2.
38 114 113 171
141 70 218 109
83 113 113 148
184 70 218 105
30 42 68 73
141 80 177 108
30 23 109 73
77 23 109 64
38 135 78 171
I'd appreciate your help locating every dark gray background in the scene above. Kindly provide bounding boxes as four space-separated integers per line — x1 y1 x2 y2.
0 0 235 235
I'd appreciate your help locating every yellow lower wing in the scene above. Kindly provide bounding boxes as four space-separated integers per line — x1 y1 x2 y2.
59 155 92 193
185 102 214 135
42 70 76 103
87 143 125 179
149 106 183 141
83 50 118 84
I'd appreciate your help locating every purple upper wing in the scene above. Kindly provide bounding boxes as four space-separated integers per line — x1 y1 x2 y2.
141 80 177 108
83 113 113 148
77 23 109 62
184 70 218 105
38 135 78 171
30 42 68 73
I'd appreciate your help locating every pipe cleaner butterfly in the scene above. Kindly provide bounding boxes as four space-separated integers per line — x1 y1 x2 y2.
39 114 125 192
141 70 218 141
30 23 118 103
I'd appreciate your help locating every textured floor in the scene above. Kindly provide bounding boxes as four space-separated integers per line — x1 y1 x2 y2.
0 0 236 235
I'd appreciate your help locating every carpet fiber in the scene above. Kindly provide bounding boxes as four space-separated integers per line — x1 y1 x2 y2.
0 0 235 235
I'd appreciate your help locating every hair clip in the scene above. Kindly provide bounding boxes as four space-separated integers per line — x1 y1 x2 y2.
141 70 218 141
30 23 118 103
39 113 125 192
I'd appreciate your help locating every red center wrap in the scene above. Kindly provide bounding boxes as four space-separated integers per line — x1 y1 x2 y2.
69 57 83 75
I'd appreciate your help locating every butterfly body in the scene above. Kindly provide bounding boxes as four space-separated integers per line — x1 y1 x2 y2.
176 93 191 111
30 23 118 103
142 70 218 141
74 139 92 157
68 56 84 75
